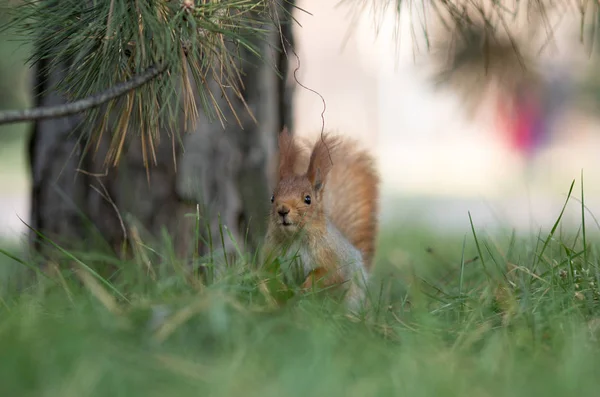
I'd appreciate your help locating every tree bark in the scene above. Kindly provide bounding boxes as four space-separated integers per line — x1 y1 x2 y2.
28 3 296 274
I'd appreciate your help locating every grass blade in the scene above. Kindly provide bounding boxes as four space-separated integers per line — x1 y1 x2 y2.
20 218 129 302
0 247 52 281
468 211 489 277
535 179 575 270
581 170 588 267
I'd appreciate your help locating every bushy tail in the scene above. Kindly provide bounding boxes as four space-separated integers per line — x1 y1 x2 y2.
310 134 380 269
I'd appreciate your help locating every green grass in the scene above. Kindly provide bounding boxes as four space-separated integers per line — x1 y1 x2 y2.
2 180 600 396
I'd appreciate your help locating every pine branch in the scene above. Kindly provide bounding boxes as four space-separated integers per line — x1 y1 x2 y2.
0 63 167 125
3 0 289 166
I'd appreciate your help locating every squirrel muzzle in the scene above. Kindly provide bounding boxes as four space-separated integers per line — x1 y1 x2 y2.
276 204 292 226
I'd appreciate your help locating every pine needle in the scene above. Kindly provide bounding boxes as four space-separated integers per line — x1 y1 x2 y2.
4 0 290 172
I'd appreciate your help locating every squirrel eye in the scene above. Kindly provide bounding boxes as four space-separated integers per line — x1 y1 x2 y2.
270 194 274 203
304 195 311 205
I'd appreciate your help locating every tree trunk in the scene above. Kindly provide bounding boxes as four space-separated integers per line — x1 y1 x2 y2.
28 4 296 273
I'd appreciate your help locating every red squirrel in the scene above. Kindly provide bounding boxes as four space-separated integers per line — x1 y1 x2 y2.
263 128 380 311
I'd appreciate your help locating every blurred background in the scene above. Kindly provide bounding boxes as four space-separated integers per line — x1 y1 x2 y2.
2 0 600 243
0 10 31 244
292 0 600 235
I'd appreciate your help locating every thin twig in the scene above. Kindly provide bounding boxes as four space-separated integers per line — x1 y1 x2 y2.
77 168 128 243
0 63 168 125
89 182 128 244
288 38 327 137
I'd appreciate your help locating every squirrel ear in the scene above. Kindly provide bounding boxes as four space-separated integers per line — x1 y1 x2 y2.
277 127 300 179
307 135 336 191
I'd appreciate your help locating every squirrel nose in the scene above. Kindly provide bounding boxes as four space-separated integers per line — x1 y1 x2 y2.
277 206 290 217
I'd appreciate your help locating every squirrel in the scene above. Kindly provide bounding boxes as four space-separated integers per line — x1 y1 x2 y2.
263 128 380 311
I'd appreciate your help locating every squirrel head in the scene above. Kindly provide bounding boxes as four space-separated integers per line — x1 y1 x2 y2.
269 128 337 237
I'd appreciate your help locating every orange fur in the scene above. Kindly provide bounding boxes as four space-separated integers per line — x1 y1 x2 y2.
292 133 379 268
264 129 379 308
319 135 380 269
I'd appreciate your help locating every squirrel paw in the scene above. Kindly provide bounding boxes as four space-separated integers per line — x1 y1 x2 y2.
301 267 346 292
301 267 329 290
301 268 367 313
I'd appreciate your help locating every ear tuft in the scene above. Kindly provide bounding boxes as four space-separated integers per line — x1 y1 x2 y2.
277 127 302 180
306 133 340 191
